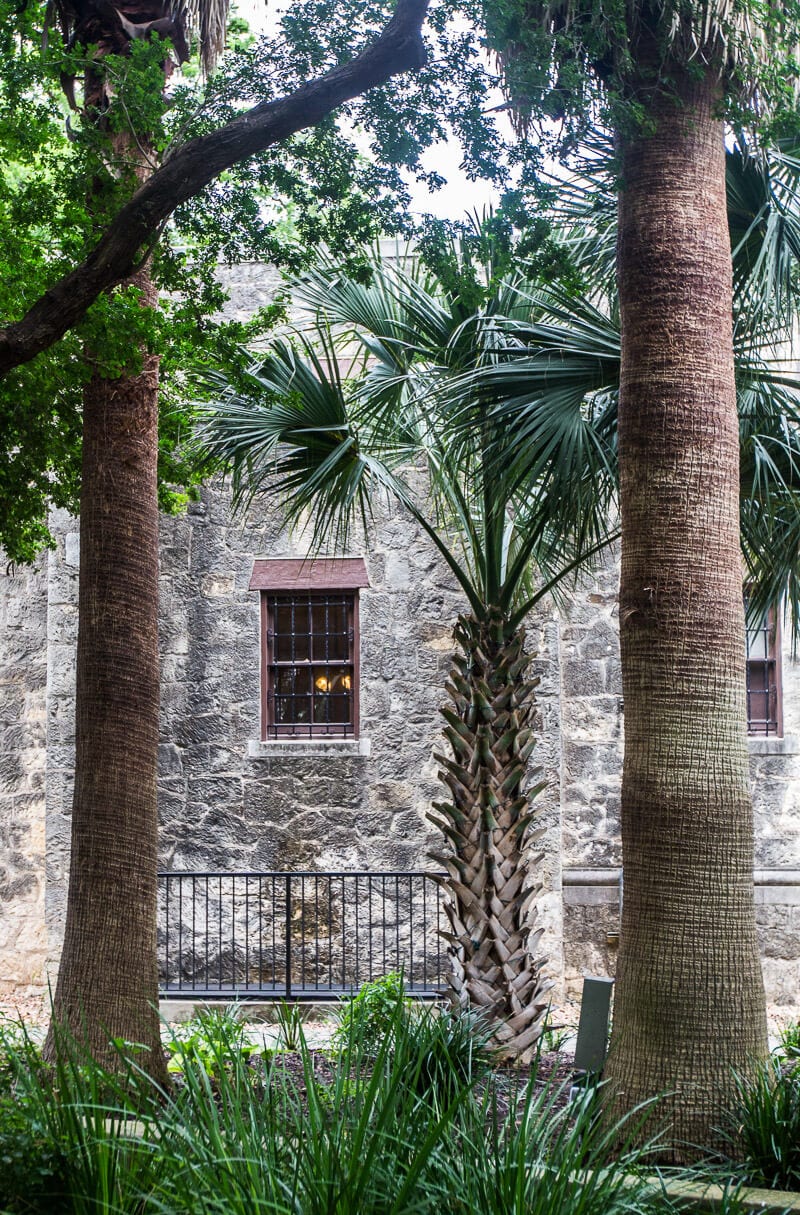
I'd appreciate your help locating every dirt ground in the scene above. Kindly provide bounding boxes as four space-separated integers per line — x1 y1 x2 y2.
1 991 794 1054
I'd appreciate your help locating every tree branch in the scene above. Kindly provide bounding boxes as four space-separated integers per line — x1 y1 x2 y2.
0 0 429 375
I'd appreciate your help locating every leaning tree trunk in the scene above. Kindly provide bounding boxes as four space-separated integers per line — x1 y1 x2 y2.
429 608 551 1061
604 64 768 1156
46 259 166 1082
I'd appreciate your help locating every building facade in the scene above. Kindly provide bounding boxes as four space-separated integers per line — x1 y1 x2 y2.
2 261 799 1012
2 474 800 1012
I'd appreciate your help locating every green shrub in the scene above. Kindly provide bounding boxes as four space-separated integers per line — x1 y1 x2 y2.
732 1057 800 1190
0 1017 39 1097
331 972 412 1056
0 1094 68 1214
331 975 495 1112
165 1005 268 1078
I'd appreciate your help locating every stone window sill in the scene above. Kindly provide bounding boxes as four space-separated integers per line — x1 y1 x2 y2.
747 734 800 756
248 738 371 759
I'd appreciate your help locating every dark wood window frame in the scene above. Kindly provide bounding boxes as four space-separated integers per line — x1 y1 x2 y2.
249 559 369 741
745 601 783 737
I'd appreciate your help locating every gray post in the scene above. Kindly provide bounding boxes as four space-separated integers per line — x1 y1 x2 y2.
573 975 614 1073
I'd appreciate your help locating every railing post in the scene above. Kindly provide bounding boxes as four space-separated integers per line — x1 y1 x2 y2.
285 872 292 999
157 868 448 1001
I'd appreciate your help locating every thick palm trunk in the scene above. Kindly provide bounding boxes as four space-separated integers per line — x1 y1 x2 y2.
430 608 550 1061
46 257 166 1083
605 67 767 1155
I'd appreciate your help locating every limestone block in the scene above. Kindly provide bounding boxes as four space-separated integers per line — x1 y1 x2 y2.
160 545 191 576
760 958 800 1014
367 781 416 814
561 659 607 698
201 572 240 608
187 774 244 812
576 619 619 660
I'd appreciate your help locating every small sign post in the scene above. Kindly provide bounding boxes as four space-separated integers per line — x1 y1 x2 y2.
573 975 615 1074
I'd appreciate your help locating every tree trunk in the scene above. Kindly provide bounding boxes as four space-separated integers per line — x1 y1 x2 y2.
430 608 551 1061
46 262 166 1085
605 66 768 1155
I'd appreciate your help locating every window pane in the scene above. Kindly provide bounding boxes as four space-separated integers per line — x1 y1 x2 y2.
311 666 353 725
273 602 293 661
311 599 350 662
745 625 769 661
747 660 777 734
265 590 357 736
272 600 311 662
273 666 311 724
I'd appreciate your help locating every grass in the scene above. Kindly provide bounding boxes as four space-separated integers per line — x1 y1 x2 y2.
731 1054 800 1191
1 987 798 1214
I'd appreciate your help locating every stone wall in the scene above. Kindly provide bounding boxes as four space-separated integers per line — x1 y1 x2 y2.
0 556 49 991
42 481 567 993
4 256 798 1013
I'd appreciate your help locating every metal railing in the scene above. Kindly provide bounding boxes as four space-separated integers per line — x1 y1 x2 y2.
158 870 447 1000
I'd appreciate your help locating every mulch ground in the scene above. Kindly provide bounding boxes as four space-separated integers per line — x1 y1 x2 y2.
264 1047 576 1127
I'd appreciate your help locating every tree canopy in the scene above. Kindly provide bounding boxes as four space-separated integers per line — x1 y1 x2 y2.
0 0 541 561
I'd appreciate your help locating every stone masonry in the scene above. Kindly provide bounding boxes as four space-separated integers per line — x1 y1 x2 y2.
0 558 48 992
35 480 565 997
1 258 798 1014
4 487 800 1014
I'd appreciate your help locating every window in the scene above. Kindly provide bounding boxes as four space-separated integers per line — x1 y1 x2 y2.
745 603 782 736
249 559 369 740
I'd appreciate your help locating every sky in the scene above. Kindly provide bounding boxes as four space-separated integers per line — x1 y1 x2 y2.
234 0 500 221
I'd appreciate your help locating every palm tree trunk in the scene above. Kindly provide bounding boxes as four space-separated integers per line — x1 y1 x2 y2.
46 260 165 1081
605 65 767 1155
430 608 550 1061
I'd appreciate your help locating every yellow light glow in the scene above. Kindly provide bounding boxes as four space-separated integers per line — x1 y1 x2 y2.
341 675 351 690
315 675 330 692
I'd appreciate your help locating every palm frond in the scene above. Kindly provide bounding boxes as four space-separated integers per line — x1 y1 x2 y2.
199 333 388 553
178 0 230 73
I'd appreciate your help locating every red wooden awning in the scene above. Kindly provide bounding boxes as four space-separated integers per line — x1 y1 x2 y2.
249 557 370 592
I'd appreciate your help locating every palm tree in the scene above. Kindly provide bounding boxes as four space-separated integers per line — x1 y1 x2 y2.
45 0 229 1080
41 0 430 1078
203 141 800 1074
202 232 619 1060
471 139 800 626
485 0 800 1139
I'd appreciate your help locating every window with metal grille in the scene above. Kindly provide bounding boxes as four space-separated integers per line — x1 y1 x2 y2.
249 558 369 740
265 593 357 737
746 604 782 736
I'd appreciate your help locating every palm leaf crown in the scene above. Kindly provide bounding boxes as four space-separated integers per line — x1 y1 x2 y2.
487 0 798 140
201 230 620 622
202 156 800 637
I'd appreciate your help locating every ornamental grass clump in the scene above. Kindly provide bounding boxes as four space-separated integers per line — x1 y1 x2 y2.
0 1016 166 1214
0 999 677 1214
331 974 496 1112
731 1056 800 1191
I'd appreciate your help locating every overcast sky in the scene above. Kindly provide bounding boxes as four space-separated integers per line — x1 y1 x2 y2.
235 0 500 221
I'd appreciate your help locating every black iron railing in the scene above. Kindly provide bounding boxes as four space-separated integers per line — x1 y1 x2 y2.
158 870 447 1000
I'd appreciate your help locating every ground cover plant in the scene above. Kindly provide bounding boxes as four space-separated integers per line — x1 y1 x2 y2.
3 987 795 1215
728 1028 800 1192
0 992 715 1215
